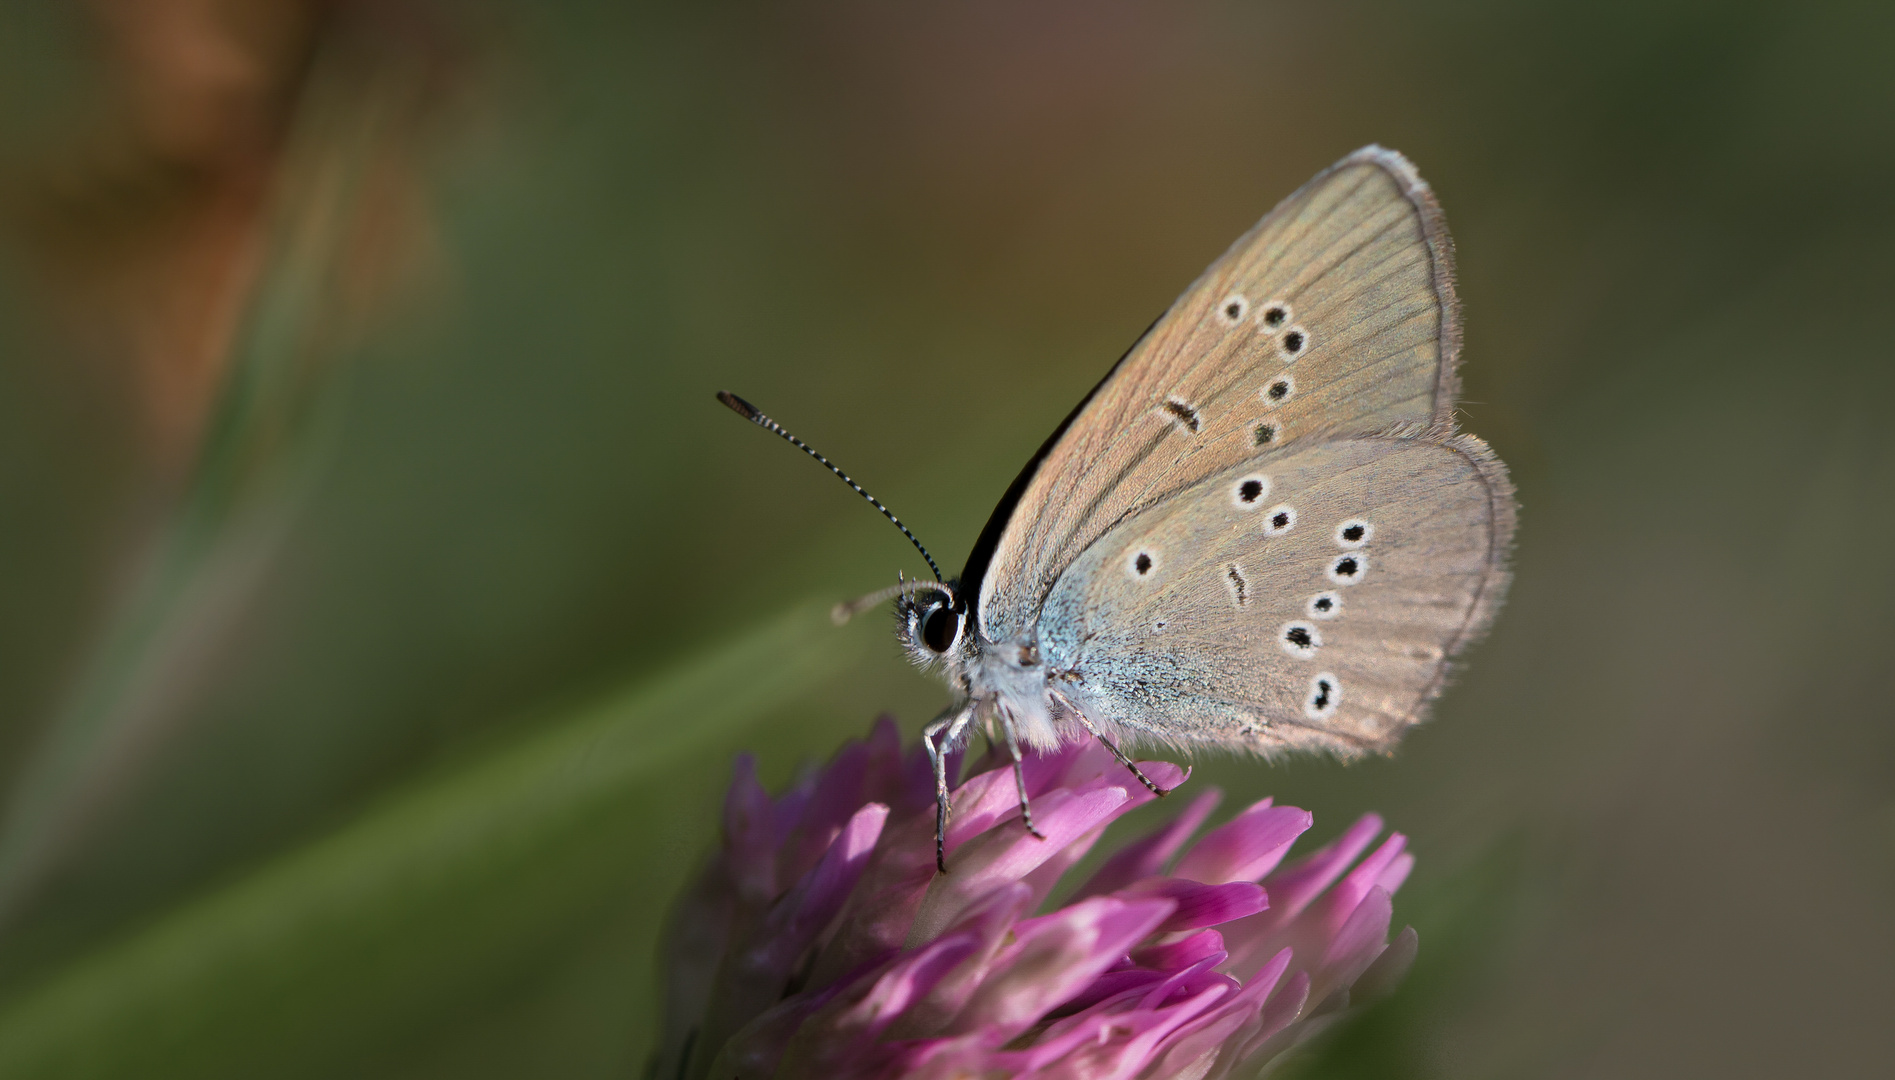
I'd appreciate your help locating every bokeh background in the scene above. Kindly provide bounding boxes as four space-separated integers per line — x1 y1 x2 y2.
1 1 1891 1076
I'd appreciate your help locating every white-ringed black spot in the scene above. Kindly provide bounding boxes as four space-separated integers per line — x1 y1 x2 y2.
1307 591 1341 619
1305 672 1341 720
1335 518 1372 549
1262 504 1297 536
1278 324 1309 361
1327 553 1368 585
1280 621 1321 659
1226 563 1249 606
1231 473 1271 509
1127 548 1158 579
1161 397 1201 433
1253 422 1278 446
1259 300 1291 329
1263 375 1294 407
1219 294 1249 325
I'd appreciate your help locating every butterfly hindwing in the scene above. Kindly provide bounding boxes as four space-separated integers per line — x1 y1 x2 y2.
975 147 1462 646
1037 432 1514 756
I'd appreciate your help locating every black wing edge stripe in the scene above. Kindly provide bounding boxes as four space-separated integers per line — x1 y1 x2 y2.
964 147 1463 627
960 309 1167 625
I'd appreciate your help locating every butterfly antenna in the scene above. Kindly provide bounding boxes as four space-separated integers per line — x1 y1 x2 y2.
717 391 945 582
832 575 957 626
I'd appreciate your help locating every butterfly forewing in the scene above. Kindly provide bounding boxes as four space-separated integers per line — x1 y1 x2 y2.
976 147 1462 644
1038 434 1514 756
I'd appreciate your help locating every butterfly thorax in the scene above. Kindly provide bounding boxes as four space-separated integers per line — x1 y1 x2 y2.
895 588 1067 750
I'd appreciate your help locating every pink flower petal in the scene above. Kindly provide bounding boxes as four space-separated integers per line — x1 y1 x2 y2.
690 804 891 1068
908 782 1134 945
1074 788 1224 899
1131 928 1227 972
1236 968 1311 1065
1023 965 1237 1079
1379 851 1415 894
1138 943 1297 1080
802 805 945 991
882 883 1034 1040
1258 813 1384 919
1318 832 1408 937
1172 800 1314 884
1353 924 1419 1003
775 932 980 1077
779 742 874 882
664 720 1419 1080
702 979 847 1079
1115 879 1269 934
722 754 779 899
1016 816 1112 906
1314 884 1396 1000
1047 967 1170 1019
944 895 1177 1037
784 886 1037 1070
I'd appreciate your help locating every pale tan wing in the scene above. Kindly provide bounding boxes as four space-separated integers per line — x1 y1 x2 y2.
1037 433 1514 756
977 146 1461 643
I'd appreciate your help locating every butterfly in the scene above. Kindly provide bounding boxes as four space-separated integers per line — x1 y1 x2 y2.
720 145 1516 870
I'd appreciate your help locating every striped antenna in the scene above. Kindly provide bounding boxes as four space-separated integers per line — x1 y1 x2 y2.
716 391 944 582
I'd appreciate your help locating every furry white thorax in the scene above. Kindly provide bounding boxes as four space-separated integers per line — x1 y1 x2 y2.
895 592 1071 751
963 634 1065 749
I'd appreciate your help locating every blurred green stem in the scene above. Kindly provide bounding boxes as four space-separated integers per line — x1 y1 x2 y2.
0 44 410 926
0 601 862 1079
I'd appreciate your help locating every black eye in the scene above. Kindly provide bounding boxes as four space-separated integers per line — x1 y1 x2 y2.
922 604 959 653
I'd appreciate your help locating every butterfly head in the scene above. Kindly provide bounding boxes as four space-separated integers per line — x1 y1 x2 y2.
895 582 975 678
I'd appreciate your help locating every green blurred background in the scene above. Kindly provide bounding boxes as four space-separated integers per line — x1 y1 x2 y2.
0 1 1890 1076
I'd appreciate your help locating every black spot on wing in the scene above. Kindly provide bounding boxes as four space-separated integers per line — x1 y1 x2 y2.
1161 397 1201 432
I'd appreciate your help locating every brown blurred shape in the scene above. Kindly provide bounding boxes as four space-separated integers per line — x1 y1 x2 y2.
4 0 462 472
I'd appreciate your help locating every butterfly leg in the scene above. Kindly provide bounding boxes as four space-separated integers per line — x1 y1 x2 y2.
923 702 977 873
1053 690 1175 798
998 708 1047 841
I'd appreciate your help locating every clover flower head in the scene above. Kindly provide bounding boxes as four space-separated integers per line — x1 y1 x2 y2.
653 718 1417 1079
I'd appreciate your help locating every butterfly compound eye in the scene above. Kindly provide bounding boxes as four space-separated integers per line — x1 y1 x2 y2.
921 603 960 654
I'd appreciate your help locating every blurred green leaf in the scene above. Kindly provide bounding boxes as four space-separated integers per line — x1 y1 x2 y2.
0 38 421 930
0 601 865 1079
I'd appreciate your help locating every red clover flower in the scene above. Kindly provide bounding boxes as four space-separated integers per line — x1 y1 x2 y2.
653 718 1416 1079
